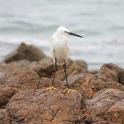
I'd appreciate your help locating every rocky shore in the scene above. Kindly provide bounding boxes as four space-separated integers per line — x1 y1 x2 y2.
0 42 124 124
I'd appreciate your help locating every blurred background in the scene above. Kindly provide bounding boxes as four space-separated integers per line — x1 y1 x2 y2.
0 0 124 69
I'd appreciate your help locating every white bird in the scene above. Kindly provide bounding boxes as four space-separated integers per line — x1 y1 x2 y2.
47 26 83 93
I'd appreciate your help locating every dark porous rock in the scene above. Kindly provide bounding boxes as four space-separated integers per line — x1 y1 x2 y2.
36 56 55 77
0 109 10 124
35 57 88 81
7 89 84 124
3 42 46 63
97 63 120 82
85 88 124 124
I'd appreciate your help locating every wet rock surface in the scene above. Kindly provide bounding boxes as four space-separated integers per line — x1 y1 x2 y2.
0 43 124 124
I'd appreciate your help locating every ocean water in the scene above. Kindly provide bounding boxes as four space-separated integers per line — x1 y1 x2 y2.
0 0 124 69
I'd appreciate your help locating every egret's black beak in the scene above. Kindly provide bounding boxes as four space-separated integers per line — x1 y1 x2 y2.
65 31 83 38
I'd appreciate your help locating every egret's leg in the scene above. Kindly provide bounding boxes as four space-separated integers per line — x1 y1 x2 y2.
52 58 57 85
63 60 77 93
64 60 69 88
46 58 58 92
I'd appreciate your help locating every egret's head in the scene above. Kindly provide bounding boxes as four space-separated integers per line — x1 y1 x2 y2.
55 26 83 38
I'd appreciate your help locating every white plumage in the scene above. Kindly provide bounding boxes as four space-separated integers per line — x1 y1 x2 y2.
49 26 70 65
47 26 83 93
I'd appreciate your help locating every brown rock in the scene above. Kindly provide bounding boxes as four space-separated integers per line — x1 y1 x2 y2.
2 60 40 75
7 89 84 124
97 63 120 82
119 69 124 85
89 69 98 75
4 56 87 82
37 73 96 99
66 64 124 98
85 89 124 124
94 79 124 92
68 73 97 99
37 58 88 81
0 72 5 85
37 77 64 90
38 73 94 95
0 63 8 85
55 59 87 81
0 61 47 113
0 109 10 124
0 87 17 108
36 56 54 77
3 68 40 90
1 57 124 124
3 42 46 63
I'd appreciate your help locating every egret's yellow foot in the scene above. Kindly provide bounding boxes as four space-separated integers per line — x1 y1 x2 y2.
46 86 57 92
62 88 77 94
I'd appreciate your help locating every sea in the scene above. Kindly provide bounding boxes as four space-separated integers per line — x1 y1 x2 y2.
0 0 124 69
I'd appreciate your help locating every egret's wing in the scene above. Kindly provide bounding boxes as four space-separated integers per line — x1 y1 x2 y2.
49 37 53 45
49 37 56 59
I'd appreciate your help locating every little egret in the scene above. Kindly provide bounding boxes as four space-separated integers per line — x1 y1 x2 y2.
47 26 83 93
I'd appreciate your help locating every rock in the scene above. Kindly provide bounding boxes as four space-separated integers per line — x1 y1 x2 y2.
6 60 38 74
97 63 120 82
3 68 40 90
89 69 98 75
38 73 96 97
90 63 124 93
37 58 88 81
66 63 124 98
0 63 9 85
0 69 39 108
0 87 17 108
3 42 46 63
36 57 55 77
0 58 87 95
0 72 5 85
119 69 124 85
1 53 124 124
55 59 88 81
68 73 97 99
2 55 87 82
7 89 84 124
0 109 10 124
85 89 124 124
37 77 64 90
94 79 124 92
